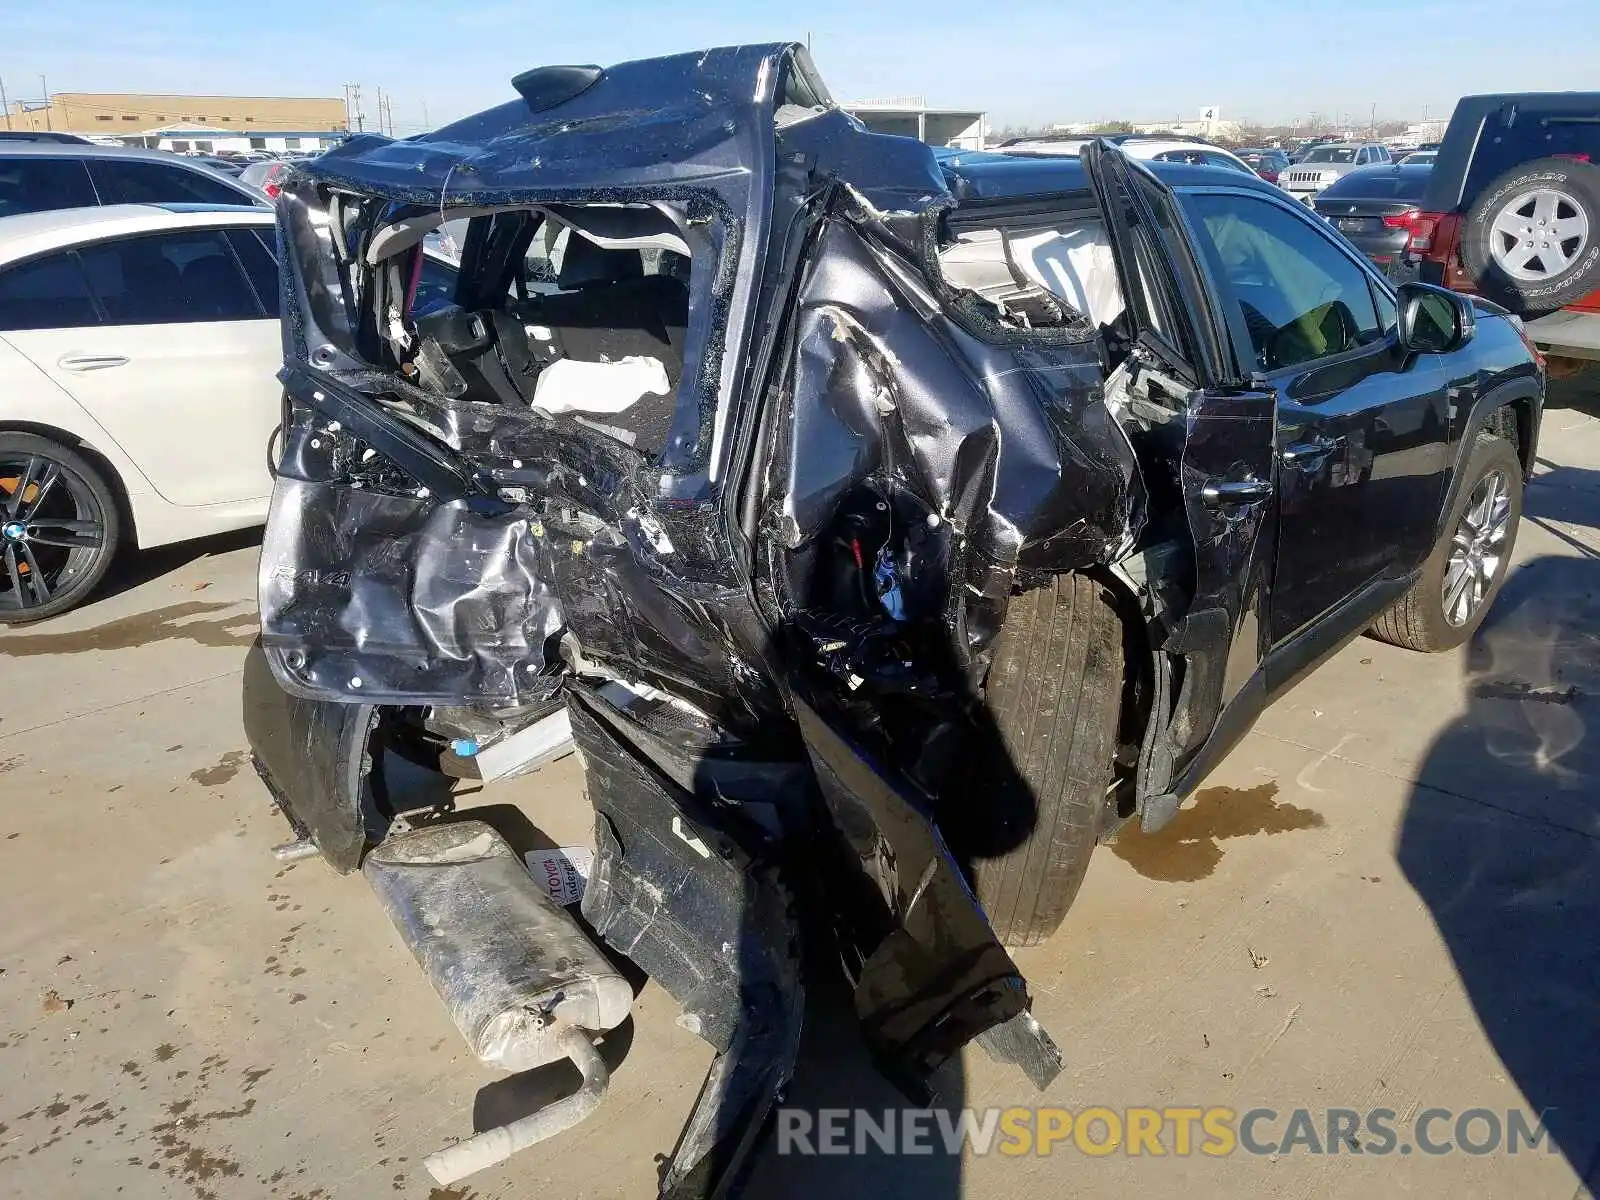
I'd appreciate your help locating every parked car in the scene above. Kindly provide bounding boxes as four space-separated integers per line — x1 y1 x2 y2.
0 131 93 146
242 44 1544 1195
1416 92 1600 375
0 204 283 619
1288 137 1340 164
1238 147 1291 183
1313 163 1435 281
0 201 457 620
0 144 263 219
188 154 246 177
1282 142 1395 204
1002 133 1259 176
1398 149 1438 167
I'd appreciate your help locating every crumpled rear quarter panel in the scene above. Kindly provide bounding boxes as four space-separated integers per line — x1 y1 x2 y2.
770 217 1141 578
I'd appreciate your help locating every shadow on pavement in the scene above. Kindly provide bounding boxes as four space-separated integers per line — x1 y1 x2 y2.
1398 552 1600 1187
91 526 263 607
1545 372 1600 420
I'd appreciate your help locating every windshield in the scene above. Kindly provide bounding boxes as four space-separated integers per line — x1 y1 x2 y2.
1306 147 1358 164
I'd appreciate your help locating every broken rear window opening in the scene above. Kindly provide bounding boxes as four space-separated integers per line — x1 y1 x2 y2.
301 191 732 465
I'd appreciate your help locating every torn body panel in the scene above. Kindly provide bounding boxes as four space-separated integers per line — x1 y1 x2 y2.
250 42 1159 1173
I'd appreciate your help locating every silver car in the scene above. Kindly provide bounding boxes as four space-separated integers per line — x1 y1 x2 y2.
1281 142 1394 205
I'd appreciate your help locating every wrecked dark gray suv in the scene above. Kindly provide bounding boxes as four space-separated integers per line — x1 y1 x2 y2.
244 43 1543 1193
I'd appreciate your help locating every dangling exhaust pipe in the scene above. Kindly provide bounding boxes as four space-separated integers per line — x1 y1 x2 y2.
362 820 632 1185
423 1024 609 1185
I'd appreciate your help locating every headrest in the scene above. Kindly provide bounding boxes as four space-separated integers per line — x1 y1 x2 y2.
557 231 643 290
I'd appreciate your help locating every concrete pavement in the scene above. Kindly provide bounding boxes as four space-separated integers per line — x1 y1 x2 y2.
2 385 1598 1200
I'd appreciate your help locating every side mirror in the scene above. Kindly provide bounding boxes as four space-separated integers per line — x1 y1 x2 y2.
1396 281 1475 354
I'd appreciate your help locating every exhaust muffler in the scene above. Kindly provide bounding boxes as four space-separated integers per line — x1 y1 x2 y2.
363 820 631 1185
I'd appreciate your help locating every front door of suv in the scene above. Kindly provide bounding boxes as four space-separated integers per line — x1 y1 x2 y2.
1180 188 1452 664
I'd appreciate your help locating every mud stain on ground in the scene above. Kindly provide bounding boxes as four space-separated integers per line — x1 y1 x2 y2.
188 751 249 788
1112 782 1326 883
6 1054 278 1193
0 601 257 657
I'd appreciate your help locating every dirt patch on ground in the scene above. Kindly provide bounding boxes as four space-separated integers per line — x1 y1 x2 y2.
189 752 250 788
0 602 256 657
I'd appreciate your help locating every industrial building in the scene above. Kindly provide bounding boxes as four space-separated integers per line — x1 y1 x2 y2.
1 91 347 137
842 97 987 150
125 124 343 154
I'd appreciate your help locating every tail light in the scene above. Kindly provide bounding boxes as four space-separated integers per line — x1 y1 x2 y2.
1258 168 1279 183
1378 207 1434 255
1402 210 1455 262
262 163 288 199
1381 207 1423 232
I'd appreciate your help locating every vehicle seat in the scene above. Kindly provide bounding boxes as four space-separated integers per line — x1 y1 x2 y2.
516 234 690 453
528 236 689 377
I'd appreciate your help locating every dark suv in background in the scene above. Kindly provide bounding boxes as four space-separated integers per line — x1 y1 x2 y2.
1416 93 1600 374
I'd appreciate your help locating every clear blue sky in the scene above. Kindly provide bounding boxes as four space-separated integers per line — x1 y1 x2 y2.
7 0 1600 133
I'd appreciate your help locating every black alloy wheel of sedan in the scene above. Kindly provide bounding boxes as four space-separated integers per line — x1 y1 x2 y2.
0 433 120 623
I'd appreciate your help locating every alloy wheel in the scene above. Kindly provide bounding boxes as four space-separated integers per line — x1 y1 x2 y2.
1489 188 1591 282
1442 469 1511 627
0 452 108 615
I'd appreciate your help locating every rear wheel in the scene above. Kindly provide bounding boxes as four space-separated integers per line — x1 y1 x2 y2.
1370 433 1522 653
0 433 120 624
966 573 1123 947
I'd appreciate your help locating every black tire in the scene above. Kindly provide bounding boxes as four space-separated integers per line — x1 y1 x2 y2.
0 432 120 624
1370 433 1522 653
968 573 1123 947
1460 158 1600 316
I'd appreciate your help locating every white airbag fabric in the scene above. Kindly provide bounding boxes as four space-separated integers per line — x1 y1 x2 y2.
530 356 670 415
1009 227 1125 327
937 221 1125 327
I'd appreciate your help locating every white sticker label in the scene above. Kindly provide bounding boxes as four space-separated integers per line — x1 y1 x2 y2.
524 846 594 907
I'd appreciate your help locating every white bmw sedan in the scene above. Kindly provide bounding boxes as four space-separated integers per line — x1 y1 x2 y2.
0 203 292 621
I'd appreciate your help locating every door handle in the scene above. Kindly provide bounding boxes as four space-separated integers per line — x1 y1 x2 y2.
1201 478 1273 506
57 354 129 372
1280 434 1339 466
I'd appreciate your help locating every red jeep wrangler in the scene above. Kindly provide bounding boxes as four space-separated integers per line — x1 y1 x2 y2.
1415 93 1600 376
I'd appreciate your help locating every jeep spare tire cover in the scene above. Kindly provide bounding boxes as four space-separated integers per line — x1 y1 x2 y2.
1461 157 1600 315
